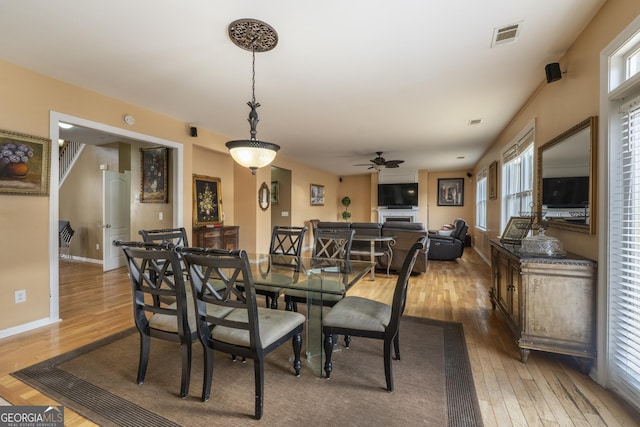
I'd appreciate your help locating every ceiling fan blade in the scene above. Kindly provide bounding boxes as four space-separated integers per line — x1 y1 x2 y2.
353 163 372 166
385 160 404 166
385 163 401 168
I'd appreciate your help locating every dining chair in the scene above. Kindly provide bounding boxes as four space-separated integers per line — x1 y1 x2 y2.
178 247 305 420
139 227 189 246
139 227 190 287
114 240 197 398
247 225 307 309
321 237 426 391
283 228 355 312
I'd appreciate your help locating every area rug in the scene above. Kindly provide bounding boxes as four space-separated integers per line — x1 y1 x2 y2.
12 316 482 426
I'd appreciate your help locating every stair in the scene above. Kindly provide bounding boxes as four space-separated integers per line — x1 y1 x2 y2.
59 140 84 187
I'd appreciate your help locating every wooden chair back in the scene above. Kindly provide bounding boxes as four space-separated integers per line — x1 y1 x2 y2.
139 227 189 247
312 229 355 260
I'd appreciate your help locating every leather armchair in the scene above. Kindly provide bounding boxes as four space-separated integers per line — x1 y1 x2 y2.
427 218 468 260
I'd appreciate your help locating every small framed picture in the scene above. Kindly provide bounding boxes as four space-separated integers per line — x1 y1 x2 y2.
140 147 168 203
193 174 222 227
0 129 51 197
488 161 498 200
271 181 279 205
310 183 324 206
500 216 533 244
437 178 464 206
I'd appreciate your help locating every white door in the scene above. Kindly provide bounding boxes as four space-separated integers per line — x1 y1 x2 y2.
103 170 131 271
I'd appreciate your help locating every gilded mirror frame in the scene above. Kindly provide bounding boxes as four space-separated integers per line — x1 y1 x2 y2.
536 116 598 234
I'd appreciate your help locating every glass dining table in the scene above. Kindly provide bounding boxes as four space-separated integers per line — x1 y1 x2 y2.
246 253 374 376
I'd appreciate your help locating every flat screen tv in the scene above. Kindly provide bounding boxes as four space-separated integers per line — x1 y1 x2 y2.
542 176 589 208
377 183 418 207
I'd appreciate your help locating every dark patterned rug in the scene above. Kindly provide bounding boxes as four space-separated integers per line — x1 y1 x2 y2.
12 316 482 426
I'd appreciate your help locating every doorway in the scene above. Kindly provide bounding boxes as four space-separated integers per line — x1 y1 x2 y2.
49 111 184 321
270 166 291 227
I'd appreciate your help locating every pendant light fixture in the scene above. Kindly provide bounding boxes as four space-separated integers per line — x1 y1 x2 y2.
226 19 280 175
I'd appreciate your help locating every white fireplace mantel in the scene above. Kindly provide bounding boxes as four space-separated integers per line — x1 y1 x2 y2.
378 207 418 223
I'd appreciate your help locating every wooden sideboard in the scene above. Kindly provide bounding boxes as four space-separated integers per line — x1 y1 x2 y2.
192 226 239 251
489 239 596 372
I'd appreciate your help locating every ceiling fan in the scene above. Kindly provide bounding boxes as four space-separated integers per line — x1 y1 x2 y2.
354 152 405 170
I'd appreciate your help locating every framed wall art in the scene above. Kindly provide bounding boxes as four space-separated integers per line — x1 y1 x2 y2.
140 147 168 203
500 216 533 244
437 178 464 206
271 181 279 205
193 174 222 227
310 183 324 206
488 160 498 200
0 129 51 197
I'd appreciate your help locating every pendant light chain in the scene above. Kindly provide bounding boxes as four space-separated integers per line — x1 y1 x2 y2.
251 42 257 105
225 18 280 174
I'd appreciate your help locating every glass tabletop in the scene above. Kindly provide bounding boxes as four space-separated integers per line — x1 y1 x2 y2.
245 253 374 376
246 253 374 294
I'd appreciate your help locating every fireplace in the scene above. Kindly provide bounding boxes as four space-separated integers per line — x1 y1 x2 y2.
385 217 412 222
378 207 418 223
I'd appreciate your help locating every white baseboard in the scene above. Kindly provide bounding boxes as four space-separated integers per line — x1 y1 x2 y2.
66 256 102 264
0 317 59 339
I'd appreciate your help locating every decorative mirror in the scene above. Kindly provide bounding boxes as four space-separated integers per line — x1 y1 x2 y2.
537 116 597 234
258 182 270 211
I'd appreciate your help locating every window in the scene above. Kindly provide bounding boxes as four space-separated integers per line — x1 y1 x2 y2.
604 15 640 412
608 94 640 407
625 43 640 79
476 171 487 230
501 128 534 231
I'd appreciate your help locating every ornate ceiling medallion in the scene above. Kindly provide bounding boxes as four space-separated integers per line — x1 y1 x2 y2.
228 19 278 52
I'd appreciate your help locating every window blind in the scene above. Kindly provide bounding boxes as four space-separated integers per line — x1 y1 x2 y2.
608 94 640 404
476 173 487 229
502 129 534 228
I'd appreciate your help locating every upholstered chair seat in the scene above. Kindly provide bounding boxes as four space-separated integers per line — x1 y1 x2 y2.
323 296 391 334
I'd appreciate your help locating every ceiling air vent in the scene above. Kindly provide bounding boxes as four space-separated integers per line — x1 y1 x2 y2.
491 23 521 47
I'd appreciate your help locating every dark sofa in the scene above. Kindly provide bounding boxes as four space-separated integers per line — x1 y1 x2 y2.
312 221 429 273
427 218 468 260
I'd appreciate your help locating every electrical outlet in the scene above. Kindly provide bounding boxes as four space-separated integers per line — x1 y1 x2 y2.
159 212 163 220
96 243 100 250
15 290 26 304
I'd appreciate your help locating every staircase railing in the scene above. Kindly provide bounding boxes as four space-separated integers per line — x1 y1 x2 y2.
59 140 84 187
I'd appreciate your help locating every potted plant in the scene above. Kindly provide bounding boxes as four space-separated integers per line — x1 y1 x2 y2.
341 196 352 221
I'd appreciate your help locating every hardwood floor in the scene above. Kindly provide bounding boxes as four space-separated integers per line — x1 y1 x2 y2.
1 249 638 426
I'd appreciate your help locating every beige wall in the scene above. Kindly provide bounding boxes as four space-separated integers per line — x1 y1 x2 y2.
130 141 174 240
472 0 640 262
427 170 475 231
3 0 640 334
338 174 372 222
59 144 119 259
270 166 292 228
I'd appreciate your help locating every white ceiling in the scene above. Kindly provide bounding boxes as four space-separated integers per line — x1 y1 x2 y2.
0 0 606 176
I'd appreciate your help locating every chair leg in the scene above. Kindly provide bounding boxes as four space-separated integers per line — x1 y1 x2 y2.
201 346 213 402
269 295 279 309
179 340 192 398
285 297 297 312
292 332 302 376
393 332 400 360
137 333 150 385
254 358 264 420
344 334 351 348
383 339 394 392
323 333 334 379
